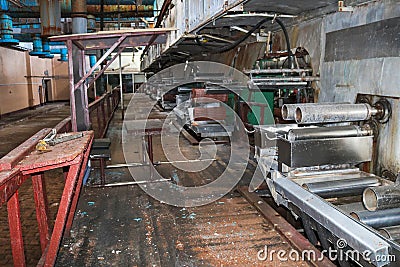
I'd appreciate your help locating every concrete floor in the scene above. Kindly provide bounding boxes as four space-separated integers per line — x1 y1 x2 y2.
55 94 310 267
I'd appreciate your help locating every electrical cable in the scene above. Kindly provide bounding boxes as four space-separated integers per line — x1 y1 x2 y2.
195 17 293 66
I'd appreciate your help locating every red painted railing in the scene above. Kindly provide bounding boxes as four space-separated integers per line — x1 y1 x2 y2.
0 89 120 266
89 89 120 138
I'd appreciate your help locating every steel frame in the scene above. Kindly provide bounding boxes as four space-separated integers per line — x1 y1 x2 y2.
0 131 93 266
50 29 173 131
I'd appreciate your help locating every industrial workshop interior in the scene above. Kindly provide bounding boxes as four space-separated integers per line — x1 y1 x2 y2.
0 0 399 266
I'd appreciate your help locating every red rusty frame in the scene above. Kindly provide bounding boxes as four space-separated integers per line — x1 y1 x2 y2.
49 28 173 132
7 190 26 267
0 131 93 267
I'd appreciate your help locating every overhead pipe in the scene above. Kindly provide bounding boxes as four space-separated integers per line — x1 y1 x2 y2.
50 47 68 61
0 13 19 44
302 177 381 199
350 208 400 228
363 185 400 211
5 3 154 18
72 0 87 33
40 0 61 36
29 36 47 56
39 39 54 58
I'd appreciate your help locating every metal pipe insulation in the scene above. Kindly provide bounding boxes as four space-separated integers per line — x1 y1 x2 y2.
40 0 61 36
350 208 400 228
287 125 373 141
281 102 350 121
363 185 400 211
302 177 381 198
379 226 400 242
295 103 378 124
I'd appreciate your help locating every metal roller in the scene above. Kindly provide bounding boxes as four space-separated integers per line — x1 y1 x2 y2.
350 208 400 228
379 226 400 242
303 177 381 198
363 185 400 211
295 103 378 124
287 125 372 141
281 102 348 121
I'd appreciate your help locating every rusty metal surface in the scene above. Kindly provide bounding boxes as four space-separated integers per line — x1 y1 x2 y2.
16 131 93 172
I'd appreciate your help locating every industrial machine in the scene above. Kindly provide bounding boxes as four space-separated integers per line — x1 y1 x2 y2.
242 47 319 127
173 86 235 138
255 98 400 266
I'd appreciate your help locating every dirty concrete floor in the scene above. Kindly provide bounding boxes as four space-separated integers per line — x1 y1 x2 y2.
56 94 311 267
0 103 71 158
0 103 70 266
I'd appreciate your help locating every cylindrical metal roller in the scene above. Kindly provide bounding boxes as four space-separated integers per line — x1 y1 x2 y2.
295 103 378 124
281 102 349 121
363 185 400 211
350 208 400 228
287 125 372 141
303 177 381 198
379 226 400 241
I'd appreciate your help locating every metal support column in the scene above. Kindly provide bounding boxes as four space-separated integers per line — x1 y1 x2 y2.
71 0 89 131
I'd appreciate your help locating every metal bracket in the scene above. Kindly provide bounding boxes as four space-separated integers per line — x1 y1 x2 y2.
338 1 354 12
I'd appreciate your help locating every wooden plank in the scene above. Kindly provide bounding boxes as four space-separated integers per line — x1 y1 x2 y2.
0 128 52 171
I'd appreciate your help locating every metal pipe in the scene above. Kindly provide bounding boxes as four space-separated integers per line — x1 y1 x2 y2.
281 102 349 121
379 226 400 242
40 0 61 36
303 177 381 198
350 208 400 228
295 103 378 124
287 125 372 141
363 185 400 211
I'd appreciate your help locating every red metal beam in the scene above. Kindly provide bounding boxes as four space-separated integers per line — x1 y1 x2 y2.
43 161 81 267
73 34 127 90
32 174 51 253
87 46 125 90
65 138 93 233
7 190 26 267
